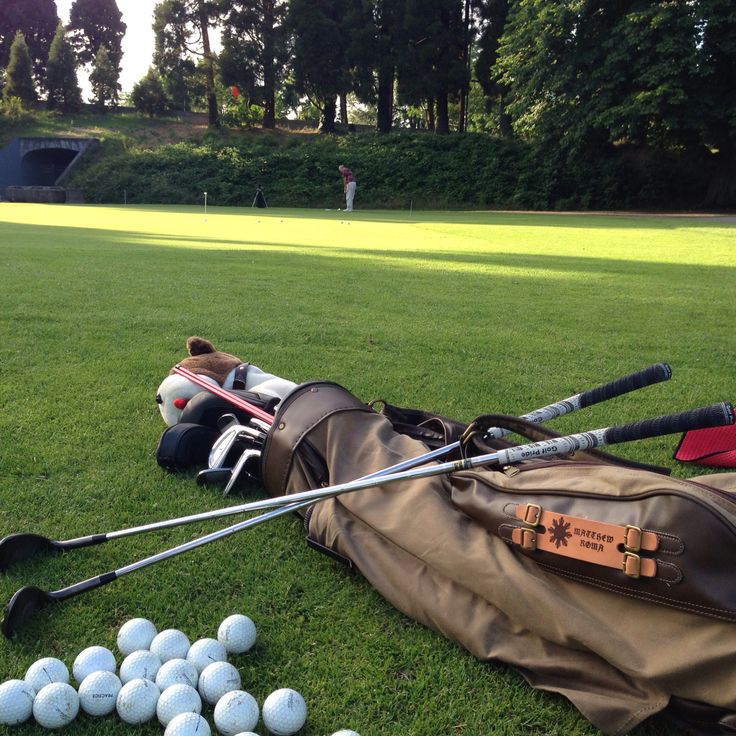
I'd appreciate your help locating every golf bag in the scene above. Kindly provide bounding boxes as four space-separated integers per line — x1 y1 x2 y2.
259 381 736 736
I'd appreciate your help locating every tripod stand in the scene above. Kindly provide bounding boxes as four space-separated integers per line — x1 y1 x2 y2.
252 186 267 208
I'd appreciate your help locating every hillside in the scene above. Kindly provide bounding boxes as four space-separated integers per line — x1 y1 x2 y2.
0 110 722 211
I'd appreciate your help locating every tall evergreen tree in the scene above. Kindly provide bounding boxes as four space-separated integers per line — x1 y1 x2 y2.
288 0 351 132
46 23 82 112
397 0 468 133
219 0 290 129
67 0 126 70
89 44 119 110
0 0 58 87
4 30 36 104
131 67 169 116
152 0 221 127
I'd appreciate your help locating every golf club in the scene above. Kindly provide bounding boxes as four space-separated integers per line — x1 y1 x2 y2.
209 424 265 469
0 363 670 573
2 400 731 637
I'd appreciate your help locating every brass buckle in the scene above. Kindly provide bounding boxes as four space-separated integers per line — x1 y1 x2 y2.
520 528 537 551
523 503 542 526
622 551 641 578
624 525 642 552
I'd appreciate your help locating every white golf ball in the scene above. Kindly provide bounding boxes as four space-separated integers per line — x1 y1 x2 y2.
116 677 160 724
33 682 79 729
73 645 116 684
0 679 35 725
25 657 69 694
217 614 257 654
78 670 122 716
156 658 199 691
151 628 191 662
262 688 307 736
164 711 212 736
186 638 227 674
117 617 158 656
120 649 162 683
213 690 259 736
197 661 241 705
331 731 361 736
157 683 202 727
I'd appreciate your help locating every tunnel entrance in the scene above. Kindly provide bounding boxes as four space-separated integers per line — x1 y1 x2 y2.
21 147 80 186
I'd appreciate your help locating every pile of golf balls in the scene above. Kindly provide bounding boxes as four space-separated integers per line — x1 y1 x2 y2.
0 611 361 734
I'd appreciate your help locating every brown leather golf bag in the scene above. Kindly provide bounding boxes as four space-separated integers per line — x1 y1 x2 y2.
260 382 736 736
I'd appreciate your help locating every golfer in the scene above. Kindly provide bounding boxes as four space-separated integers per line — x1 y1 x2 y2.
338 165 356 212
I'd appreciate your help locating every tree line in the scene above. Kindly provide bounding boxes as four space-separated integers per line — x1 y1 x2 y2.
1 0 734 202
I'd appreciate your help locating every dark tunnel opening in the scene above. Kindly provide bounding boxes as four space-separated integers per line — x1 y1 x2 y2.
20 148 79 186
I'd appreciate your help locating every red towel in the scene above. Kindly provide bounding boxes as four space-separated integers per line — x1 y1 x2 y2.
674 406 736 467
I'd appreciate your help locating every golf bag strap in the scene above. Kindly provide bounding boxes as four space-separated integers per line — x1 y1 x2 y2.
468 414 671 474
262 381 375 497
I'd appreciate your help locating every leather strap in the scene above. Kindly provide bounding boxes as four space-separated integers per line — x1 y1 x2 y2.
511 504 659 579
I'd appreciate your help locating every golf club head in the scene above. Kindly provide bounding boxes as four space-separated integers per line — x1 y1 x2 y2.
0 533 62 573
217 413 240 432
1 585 56 638
209 425 265 469
249 418 271 434
196 467 233 488
223 449 262 496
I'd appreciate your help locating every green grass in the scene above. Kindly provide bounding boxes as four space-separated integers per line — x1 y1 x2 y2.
1 204 735 735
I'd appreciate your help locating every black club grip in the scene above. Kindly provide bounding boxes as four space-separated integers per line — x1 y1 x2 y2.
578 363 672 408
604 402 734 446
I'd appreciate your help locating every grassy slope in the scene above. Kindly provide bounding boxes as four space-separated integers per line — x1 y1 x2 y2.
0 204 735 735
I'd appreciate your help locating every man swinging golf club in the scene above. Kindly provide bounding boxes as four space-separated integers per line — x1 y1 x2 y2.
338 164 356 212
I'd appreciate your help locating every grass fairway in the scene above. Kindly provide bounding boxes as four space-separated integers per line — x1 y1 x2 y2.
1 203 734 735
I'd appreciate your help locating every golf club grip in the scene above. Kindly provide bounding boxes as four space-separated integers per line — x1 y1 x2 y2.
493 402 733 465
604 402 734 446
578 362 672 408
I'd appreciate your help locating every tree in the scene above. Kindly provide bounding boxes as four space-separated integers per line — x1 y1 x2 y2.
0 0 58 87
152 0 221 127
288 0 351 132
4 30 36 104
67 0 126 71
46 23 82 112
397 0 469 134
131 67 169 117
473 0 511 137
219 0 290 129
89 44 120 110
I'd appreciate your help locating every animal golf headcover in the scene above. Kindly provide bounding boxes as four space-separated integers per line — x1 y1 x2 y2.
156 336 297 425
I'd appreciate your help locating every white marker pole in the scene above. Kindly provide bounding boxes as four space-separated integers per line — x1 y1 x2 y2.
204 191 207 218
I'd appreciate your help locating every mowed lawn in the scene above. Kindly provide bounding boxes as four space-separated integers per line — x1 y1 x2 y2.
0 204 735 736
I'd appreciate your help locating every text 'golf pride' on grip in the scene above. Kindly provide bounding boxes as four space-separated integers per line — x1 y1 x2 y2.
604 402 734 446
579 363 672 408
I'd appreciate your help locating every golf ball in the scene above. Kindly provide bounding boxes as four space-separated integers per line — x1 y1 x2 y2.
262 688 307 736
156 683 202 727
116 677 160 724
217 614 256 654
164 711 212 736
0 679 35 725
151 628 191 662
117 617 158 655
25 657 69 694
213 690 259 736
78 670 122 716
156 658 199 691
33 682 79 729
120 649 162 683
197 661 241 705
73 645 116 684
186 638 227 674
331 731 361 736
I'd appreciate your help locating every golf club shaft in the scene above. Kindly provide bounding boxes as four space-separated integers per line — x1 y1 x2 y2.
63 363 672 545
52 401 733 595
172 364 275 424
